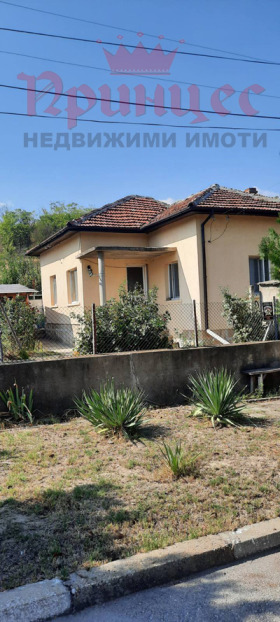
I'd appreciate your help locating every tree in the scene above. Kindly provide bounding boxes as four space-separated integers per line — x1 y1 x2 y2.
32 202 87 244
0 209 34 253
259 225 280 279
0 255 41 290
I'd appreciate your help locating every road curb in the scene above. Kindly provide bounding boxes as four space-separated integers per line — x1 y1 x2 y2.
1 517 280 621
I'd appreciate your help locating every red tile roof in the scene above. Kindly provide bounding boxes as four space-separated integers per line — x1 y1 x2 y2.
148 185 280 226
73 195 169 230
26 185 280 256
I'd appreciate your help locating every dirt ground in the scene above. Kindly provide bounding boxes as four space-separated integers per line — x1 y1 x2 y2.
0 400 280 591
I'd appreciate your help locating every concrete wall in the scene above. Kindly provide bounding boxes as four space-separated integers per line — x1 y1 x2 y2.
1 341 280 414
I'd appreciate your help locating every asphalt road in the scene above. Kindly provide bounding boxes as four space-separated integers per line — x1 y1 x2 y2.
52 549 280 621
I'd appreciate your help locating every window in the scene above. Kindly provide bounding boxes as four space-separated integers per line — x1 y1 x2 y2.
249 257 271 293
68 268 78 303
50 275 57 306
127 267 144 292
168 262 180 299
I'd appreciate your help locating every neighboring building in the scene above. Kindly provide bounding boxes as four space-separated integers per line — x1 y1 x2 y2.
26 184 280 344
0 284 37 303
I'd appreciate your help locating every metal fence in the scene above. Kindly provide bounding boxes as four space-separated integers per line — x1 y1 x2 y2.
0 297 279 363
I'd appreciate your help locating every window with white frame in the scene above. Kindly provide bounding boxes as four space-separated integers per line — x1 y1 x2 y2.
249 257 271 293
168 262 180 299
68 268 78 303
50 275 57 306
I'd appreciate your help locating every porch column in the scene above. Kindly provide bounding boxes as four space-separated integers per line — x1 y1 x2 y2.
143 264 148 298
97 251 106 306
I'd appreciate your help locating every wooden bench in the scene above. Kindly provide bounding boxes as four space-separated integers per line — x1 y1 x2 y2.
243 367 280 393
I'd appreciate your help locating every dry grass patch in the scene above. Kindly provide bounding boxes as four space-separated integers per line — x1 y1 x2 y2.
0 400 280 590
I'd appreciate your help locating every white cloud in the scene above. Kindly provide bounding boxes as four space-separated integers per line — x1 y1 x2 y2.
160 197 176 205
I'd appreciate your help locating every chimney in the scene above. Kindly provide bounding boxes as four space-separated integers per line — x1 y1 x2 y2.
244 187 258 195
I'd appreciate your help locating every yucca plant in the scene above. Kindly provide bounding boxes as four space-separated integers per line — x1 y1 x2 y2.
0 381 33 424
188 368 245 428
75 380 147 439
160 441 200 479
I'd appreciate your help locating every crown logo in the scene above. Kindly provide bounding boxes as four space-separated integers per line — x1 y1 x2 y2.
103 41 177 75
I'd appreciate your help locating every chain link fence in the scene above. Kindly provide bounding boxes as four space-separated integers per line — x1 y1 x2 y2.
0 294 279 363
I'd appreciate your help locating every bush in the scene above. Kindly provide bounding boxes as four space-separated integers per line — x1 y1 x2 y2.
222 289 264 343
0 296 42 354
74 380 147 439
160 441 200 479
74 286 171 354
0 381 33 423
188 368 245 428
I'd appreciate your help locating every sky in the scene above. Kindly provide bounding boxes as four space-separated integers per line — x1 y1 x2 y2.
0 0 280 214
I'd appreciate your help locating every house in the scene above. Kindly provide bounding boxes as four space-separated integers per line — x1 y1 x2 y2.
26 184 280 346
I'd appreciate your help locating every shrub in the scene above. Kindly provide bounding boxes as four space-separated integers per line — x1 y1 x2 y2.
160 441 200 479
188 368 245 428
0 381 33 423
74 380 147 439
0 296 42 354
73 286 171 354
222 288 264 343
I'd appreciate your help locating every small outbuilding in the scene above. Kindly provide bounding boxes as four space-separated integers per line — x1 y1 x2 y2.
0 284 37 303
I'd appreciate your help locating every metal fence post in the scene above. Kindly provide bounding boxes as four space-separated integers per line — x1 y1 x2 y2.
0 329 3 363
273 296 279 340
91 303 97 354
192 300 198 347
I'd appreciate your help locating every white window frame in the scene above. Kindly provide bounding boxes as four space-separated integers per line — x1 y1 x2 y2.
168 262 180 300
67 268 78 304
50 275 57 307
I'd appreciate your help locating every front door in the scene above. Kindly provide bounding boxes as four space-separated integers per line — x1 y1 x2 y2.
127 267 144 292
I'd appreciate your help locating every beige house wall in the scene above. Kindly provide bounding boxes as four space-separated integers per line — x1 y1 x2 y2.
148 217 201 303
40 234 83 311
196 214 280 304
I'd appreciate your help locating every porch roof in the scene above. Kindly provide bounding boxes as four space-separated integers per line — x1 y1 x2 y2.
78 245 176 260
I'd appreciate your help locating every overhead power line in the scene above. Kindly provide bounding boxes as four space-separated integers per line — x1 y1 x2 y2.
0 0 267 62
2 48 280 104
1 26 280 66
0 109 279 131
2 82 280 121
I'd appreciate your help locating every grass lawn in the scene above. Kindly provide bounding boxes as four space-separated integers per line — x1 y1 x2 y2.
0 400 280 591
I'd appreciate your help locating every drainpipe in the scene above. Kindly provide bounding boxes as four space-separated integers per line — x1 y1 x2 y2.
201 212 213 330
97 251 106 306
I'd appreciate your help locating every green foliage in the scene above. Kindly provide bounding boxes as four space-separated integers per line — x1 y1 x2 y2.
259 226 280 279
188 368 246 428
0 202 87 292
0 381 33 423
0 254 41 290
74 380 147 439
32 202 87 245
0 296 42 353
0 209 34 253
74 286 171 354
160 441 200 479
222 288 264 342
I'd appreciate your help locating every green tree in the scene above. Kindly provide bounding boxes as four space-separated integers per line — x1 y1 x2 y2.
259 224 280 279
0 209 34 253
0 255 41 290
32 202 87 244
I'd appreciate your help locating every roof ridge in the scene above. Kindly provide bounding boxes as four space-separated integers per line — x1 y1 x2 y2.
218 185 280 203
